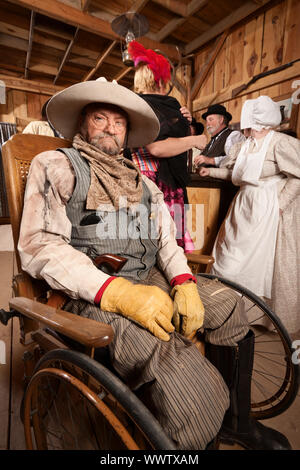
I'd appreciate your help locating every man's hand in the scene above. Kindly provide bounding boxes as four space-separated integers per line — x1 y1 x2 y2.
180 106 192 122
194 154 213 167
171 282 205 337
101 277 175 341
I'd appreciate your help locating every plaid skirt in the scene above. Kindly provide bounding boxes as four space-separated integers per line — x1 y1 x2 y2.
142 170 195 253
64 267 249 450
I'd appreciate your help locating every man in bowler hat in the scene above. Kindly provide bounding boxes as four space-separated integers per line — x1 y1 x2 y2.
194 104 245 168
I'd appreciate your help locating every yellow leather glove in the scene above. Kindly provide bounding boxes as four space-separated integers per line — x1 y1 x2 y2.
171 282 205 337
101 277 175 341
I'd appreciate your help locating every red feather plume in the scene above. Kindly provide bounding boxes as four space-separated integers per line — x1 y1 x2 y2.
128 40 171 84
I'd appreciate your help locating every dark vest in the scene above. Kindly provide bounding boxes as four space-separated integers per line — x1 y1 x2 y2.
59 147 159 281
202 128 238 226
203 127 234 159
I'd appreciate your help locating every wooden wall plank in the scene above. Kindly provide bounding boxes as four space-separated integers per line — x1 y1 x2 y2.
0 89 14 123
0 74 64 96
26 92 43 119
261 1 287 72
213 38 227 92
283 0 300 63
0 89 50 127
193 56 300 112
242 15 264 81
192 0 300 131
12 90 27 120
226 25 245 87
194 43 215 99
169 65 191 107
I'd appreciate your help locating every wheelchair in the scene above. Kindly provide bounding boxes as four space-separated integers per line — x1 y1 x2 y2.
0 134 298 450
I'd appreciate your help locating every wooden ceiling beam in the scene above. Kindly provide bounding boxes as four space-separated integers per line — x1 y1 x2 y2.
0 63 25 76
0 24 103 64
130 0 150 12
114 67 133 82
152 0 207 17
0 20 29 41
186 0 209 17
0 33 28 52
29 62 58 76
81 0 92 12
88 11 115 24
6 0 179 61
34 23 74 41
0 73 64 94
54 26 79 84
184 0 273 55
24 10 35 79
147 0 208 45
83 40 117 81
151 0 186 17
0 30 121 70
147 17 185 42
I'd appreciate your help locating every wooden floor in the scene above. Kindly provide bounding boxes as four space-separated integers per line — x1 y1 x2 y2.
1 247 300 450
0 251 26 450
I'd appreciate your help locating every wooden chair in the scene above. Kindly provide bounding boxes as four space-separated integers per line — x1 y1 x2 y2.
2 133 211 343
0 134 178 450
2 134 114 351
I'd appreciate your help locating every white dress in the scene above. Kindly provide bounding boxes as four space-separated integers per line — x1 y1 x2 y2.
209 131 300 333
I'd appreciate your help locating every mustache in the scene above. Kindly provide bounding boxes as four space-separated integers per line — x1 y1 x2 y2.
90 132 121 146
89 132 123 156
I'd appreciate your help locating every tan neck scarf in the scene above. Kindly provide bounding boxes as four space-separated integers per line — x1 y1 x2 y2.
73 133 142 211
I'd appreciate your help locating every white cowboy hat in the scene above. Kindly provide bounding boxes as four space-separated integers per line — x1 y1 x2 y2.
46 77 160 147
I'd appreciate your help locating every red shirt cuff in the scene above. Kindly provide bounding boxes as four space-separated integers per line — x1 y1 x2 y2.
170 274 197 287
94 276 117 305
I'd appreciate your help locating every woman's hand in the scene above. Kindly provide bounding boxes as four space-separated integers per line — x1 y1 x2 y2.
199 167 210 177
180 106 192 123
194 135 207 150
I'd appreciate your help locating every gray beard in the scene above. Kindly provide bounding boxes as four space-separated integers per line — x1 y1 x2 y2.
89 133 122 156
92 142 120 156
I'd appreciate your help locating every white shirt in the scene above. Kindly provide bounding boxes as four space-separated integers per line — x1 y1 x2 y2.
214 130 246 166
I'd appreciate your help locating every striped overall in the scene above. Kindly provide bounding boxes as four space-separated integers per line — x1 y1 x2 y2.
61 148 249 450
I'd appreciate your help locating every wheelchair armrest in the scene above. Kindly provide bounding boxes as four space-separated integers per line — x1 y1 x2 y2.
186 253 214 265
93 253 127 274
9 297 114 349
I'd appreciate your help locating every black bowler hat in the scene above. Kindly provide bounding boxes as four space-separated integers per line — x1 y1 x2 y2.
202 104 232 122
191 118 204 135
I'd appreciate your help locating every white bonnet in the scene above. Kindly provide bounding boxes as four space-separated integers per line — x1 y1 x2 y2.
240 95 282 131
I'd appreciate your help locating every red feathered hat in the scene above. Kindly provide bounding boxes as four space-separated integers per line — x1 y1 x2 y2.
128 40 171 84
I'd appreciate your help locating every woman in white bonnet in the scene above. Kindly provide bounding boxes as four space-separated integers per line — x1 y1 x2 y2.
200 95 300 334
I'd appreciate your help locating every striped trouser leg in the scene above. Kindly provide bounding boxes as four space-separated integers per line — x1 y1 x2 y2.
143 267 249 346
63 268 249 450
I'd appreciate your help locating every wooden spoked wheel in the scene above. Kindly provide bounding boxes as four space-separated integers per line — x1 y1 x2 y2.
23 349 176 451
200 274 299 420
